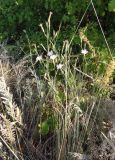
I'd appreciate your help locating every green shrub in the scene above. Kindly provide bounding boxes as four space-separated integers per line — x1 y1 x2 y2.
0 0 114 46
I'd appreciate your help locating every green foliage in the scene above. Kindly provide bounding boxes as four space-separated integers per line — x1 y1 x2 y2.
38 121 49 135
0 0 114 47
38 116 57 135
108 0 115 12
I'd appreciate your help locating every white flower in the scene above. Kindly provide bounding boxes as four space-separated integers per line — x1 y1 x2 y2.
50 54 57 60
81 49 88 55
47 50 57 60
47 50 53 57
36 55 42 62
57 64 63 69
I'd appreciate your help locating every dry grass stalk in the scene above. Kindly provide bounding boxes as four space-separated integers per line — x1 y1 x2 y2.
79 31 96 57
101 59 115 87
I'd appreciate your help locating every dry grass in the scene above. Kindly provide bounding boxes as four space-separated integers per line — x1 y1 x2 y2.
0 13 115 160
